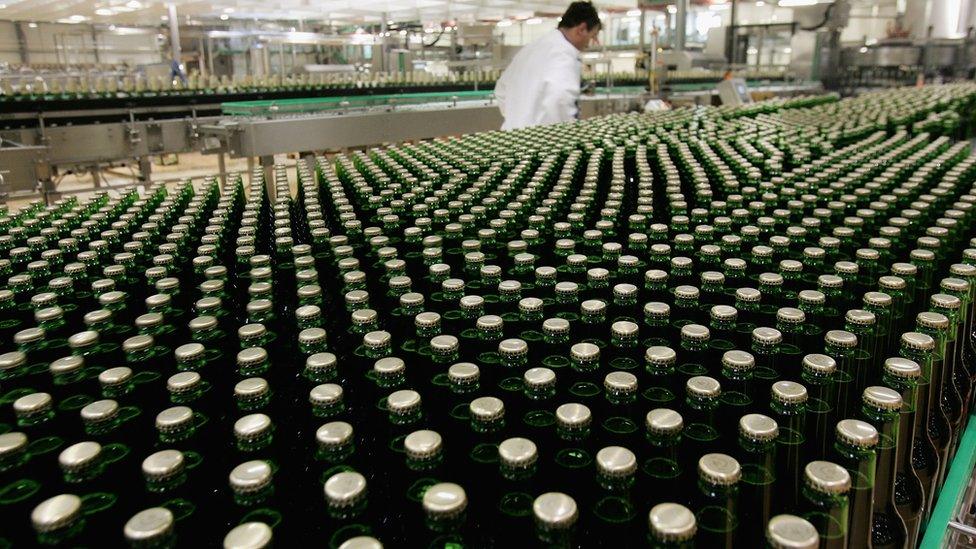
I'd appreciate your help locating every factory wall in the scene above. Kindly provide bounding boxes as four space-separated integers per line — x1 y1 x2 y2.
0 20 161 67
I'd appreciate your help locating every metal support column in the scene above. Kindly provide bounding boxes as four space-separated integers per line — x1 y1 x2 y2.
728 0 739 65
676 0 688 51
138 157 152 184
167 4 182 66
217 152 227 186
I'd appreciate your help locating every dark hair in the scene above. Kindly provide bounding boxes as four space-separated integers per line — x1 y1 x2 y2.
558 2 602 30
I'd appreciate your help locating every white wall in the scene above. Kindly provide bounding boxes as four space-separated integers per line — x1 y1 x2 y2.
0 20 161 67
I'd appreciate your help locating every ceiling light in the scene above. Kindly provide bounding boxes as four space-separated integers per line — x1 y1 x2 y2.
387 19 394 25
109 24 116 30
28 22 37 28
399 29 407 35
777 0 819 6
709 3 730 10
220 13 229 20
497 19 512 27
125 0 142 8
626 9 642 16
223 7 235 13
666 5 677 13
0 4 7 9
95 8 113 15
756 0 765 5
68 14 87 22
526 17 542 25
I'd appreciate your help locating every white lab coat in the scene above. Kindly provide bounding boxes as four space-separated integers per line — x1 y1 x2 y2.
494 29 581 131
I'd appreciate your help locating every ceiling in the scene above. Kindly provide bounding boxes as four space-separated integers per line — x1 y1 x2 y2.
0 0 640 26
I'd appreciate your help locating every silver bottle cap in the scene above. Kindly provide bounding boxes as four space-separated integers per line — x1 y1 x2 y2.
698 453 741 486
836 418 879 448
373 357 405 378
223 522 272 549
316 421 353 450
680 323 710 342
237 347 268 368
645 346 677 366
469 396 505 422
309 384 343 407
648 503 696 542
686 376 721 398
229 460 273 495
533 492 577 530
498 437 538 469
448 363 480 385
555 402 591 430
80 399 119 425
739 414 779 442
338 536 382 549
596 446 637 478
646 408 683 436
804 461 851 495
404 429 442 461
901 331 935 351
0 431 28 458
58 441 101 473
884 357 921 379
387 389 421 416
142 449 185 481
766 514 818 549
722 350 755 372
423 482 467 519
863 386 902 411
524 367 556 390
32 494 82 533
14 392 53 417
124 507 175 544
234 414 272 441
604 371 638 395
155 406 193 433
324 471 367 508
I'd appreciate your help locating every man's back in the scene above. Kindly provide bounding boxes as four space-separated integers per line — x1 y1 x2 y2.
495 29 581 131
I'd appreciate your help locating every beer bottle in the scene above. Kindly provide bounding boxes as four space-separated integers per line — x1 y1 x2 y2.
765 514 819 549
693 453 741 549
799 460 851 549
647 502 696 548
832 418 878 549
861 386 906 549
735 414 779 547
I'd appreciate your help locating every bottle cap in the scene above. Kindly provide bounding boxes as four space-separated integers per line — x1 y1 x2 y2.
316 421 353 451
338 537 382 549
648 503 696 542
68 330 99 349
825 330 857 348
845 309 876 326
722 350 755 372
236 347 268 368
142 449 185 481
58 441 101 473
772 381 808 405
470 396 505 422
50 355 84 376
524 367 556 390
555 403 591 430
0 431 28 459
533 492 577 530
223 522 272 549
804 461 851 495
645 346 677 367
80 399 119 426
324 471 367 508
387 390 421 416
802 353 836 376
596 446 637 478
498 437 538 469
739 414 779 442
863 386 902 411
155 406 193 433
680 324 710 342
229 460 272 495
32 494 82 534
883 357 921 379
901 331 935 351
423 482 467 519
498 338 528 358
710 305 738 322
404 429 442 461
168 372 203 395
766 514 819 549
604 371 638 396
698 453 741 486
309 384 344 407
124 507 175 544
234 414 272 442
686 376 721 399
836 419 879 448
448 362 480 386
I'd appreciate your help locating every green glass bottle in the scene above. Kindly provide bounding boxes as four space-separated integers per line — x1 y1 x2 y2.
765 514 818 549
799 460 850 549
693 453 741 549
832 418 878 549
647 502 697 548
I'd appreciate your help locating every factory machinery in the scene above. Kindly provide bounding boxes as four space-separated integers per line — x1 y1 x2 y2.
0 67 813 204
4 84 976 547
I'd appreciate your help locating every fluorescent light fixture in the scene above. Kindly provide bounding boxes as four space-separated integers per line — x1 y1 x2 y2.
0 4 7 9
626 8 642 16
95 8 113 15
777 0 819 6
387 19 394 24
28 22 37 28
709 3 730 10
68 14 87 21
865 37 877 45
497 19 512 27
619 51 637 57
125 0 141 8
526 17 542 24
756 0 765 4
783 46 792 52
220 13 229 20
399 29 407 35
223 7 235 13
666 5 677 13
746 47 758 54
859 46 868 53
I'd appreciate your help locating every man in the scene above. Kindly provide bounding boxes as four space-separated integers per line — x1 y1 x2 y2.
494 2 602 130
